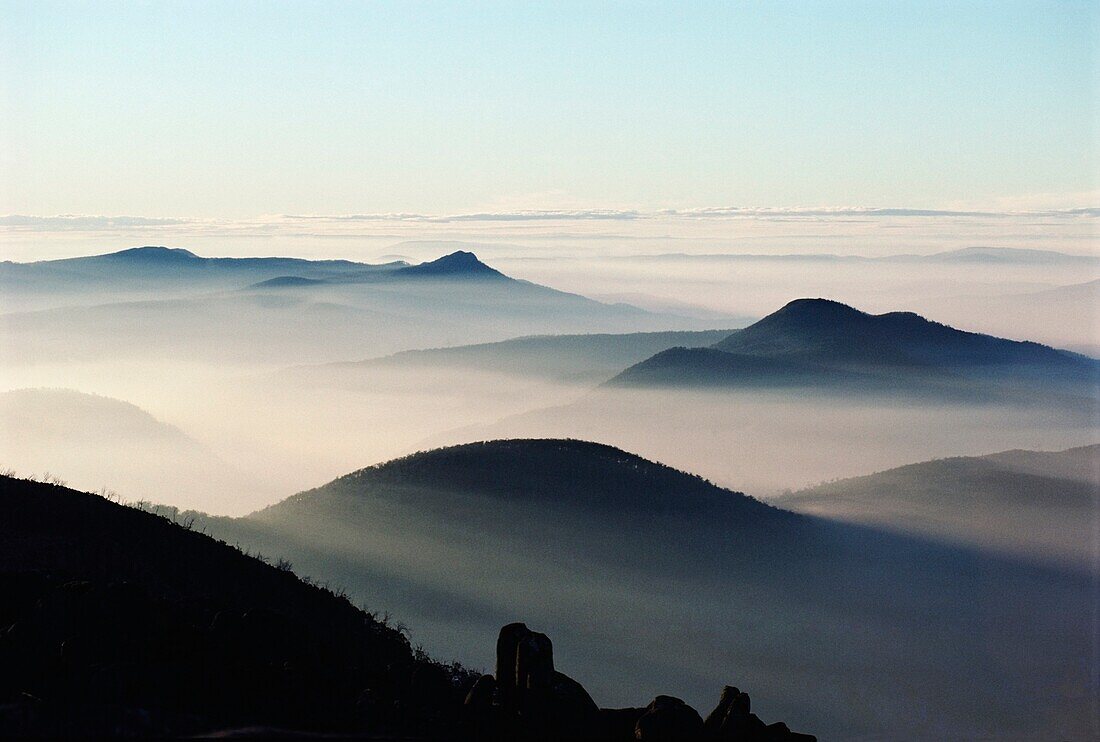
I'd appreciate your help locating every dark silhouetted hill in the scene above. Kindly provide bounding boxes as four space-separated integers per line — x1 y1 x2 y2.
259 439 781 521
0 468 821 741
393 250 506 279
608 298 1098 400
712 298 1082 368
0 473 479 738
188 439 1094 740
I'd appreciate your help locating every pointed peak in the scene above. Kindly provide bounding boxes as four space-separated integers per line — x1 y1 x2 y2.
399 250 505 278
425 250 486 267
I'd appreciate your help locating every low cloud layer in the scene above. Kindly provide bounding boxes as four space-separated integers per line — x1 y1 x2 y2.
3 205 1099 235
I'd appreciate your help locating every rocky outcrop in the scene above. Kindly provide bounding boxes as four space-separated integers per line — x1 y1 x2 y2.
703 684 816 741
464 623 816 741
634 695 705 740
467 622 600 740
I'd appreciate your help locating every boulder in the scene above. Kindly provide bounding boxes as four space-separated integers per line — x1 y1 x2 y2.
516 630 554 692
479 625 815 742
495 622 530 710
634 695 705 741
598 707 646 741
702 685 816 741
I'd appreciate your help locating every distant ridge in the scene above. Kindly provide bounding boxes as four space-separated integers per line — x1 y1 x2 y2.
249 251 510 286
100 245 201 261
779 444 1100 568
608 298 1099 398
921 246 1098 264
2 247 710 364
24 245 369 271
248 275 327 289
283 328 738 386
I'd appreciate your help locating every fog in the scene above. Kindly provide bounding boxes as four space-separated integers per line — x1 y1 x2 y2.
428 387 1099 495
1 227 1097 512
6 356 1094 516
181 440 1094 740
2 220 1098 738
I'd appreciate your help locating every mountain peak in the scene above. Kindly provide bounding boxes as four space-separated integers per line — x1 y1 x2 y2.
713 298 945 360
398 250 505 278
772 298 867 321
434 249 480 264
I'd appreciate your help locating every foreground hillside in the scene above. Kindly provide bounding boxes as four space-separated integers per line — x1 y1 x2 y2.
0 474 474 737
192 439 1096 741
0 473 815 740
779 444 1100 568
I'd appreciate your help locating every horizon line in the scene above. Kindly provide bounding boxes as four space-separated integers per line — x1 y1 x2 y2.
1 204 1099 233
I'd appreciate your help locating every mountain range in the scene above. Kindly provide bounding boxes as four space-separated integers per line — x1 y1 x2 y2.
2 248 712 364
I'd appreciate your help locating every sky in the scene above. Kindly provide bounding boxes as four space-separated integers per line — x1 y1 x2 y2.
0 1 1097 222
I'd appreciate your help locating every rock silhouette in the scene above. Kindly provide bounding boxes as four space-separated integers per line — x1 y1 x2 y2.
0 476 818 740
464 623 815 741
634 696 704 740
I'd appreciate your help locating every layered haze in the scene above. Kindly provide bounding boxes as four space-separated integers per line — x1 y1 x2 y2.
4 3 1098 738
2 229 1098 509
2 229 1098 740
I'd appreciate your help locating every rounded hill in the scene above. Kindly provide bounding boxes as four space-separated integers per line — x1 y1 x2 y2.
259 439 779 519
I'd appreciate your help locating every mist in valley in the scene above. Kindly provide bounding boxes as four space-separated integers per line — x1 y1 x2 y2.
177 440 1095 740
1 225 1098 739
2 226 1097 513
4 2 1098 737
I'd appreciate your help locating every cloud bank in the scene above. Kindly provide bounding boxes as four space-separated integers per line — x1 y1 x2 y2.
3 205 1097 235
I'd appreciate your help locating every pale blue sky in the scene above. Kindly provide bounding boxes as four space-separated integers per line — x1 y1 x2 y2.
1 1 1096 217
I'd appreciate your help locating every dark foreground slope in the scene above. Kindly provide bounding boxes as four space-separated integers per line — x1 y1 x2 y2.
0 474 475 738
778 444 1100 568
193 440 1097 741
0 472 816 741
609 298 1099 404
